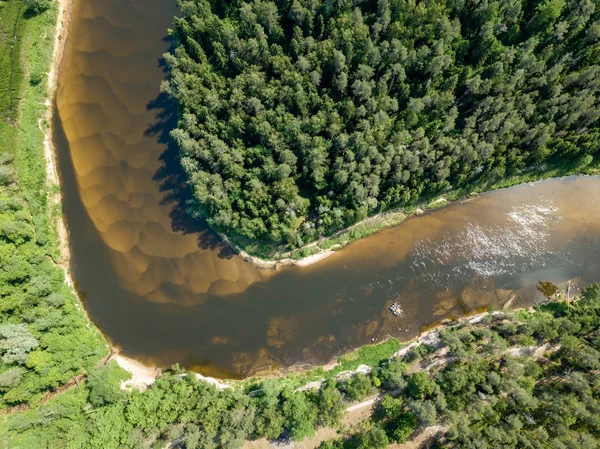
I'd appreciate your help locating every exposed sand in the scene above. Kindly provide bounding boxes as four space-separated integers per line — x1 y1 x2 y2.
222 194 453 269
39 0 103 340
113 354 158 392
217 231 337 269
110 351 232 392
195 373 231 391
429 197 447 206
43 0 71 263
291 250 336 267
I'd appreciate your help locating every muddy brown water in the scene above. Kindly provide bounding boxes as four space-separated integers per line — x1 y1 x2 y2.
54 0 600 377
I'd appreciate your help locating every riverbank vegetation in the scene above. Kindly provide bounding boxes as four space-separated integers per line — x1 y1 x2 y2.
3 285 600 448
164 0 600 258
319 287 600 449
0 0 107 408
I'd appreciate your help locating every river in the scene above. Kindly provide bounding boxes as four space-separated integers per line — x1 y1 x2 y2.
54 0 600 377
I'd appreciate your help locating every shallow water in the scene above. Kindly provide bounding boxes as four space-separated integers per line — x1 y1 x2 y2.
55 0 600 377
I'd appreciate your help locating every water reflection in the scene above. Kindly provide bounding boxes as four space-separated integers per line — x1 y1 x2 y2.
55 0 600 376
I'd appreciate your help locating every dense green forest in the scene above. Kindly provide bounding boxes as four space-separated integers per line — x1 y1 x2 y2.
164 0 600 250
5 286 600 448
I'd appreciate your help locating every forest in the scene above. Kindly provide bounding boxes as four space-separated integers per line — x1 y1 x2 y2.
4 285 600 448
164 0 600 250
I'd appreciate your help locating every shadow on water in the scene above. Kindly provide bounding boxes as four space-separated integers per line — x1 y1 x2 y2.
144 54 236 259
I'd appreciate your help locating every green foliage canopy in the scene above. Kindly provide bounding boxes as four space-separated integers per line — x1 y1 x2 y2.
166 0 600 248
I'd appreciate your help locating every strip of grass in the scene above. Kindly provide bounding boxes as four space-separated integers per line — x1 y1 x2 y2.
245 337 406 391
331 338 403 374
0 0 25 124
0 0 25 156
12 1 59 254
1 0 61 253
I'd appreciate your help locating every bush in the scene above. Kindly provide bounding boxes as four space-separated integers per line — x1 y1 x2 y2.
339 374 374 401
404 344 437 363
578 154 594 168
0 166 14 185
407 372 435 399
355 426 389 449
29 72 43 86
378 359 407 391
24 0 51 14
86 362 129 407
407 399 437 427
388 412 416 443
316 380 346 427
0 152 13 165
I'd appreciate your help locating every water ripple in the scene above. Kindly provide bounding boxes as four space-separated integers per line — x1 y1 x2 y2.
410 199 564 287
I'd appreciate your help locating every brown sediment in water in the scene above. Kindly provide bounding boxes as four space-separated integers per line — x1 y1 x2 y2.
42 0 113 348
56 0 272 307
53 0 600 378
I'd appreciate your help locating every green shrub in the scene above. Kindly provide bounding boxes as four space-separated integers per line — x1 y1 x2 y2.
24 0 51 14
407 372 435 399
339 373 374 401
29 72 43 86
0 166 14 185
86 362 130 407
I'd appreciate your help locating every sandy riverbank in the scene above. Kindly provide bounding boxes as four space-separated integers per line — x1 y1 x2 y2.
110 350 232 392
217 195 454 269
112 353 159 391
217 170 599 270
216 231 340 269
43 0 71 263
42 0 103 335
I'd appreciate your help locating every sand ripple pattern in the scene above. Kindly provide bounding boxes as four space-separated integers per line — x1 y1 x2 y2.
56 0 267 305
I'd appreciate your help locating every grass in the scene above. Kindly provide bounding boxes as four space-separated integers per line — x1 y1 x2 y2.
1 0 61 257
242 337 406 391
0 0 26 156
333 338 403 373
0 0 25 124
0 0 109 382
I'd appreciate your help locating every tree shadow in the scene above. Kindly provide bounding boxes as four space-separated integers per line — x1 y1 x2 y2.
144 56 236 259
